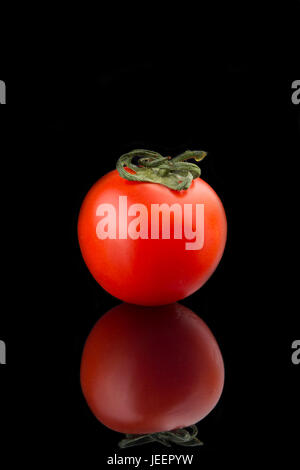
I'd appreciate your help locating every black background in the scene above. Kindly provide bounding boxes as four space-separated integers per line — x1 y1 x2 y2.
0 51 299 468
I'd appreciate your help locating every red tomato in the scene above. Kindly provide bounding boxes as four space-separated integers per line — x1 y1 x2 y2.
78 169 227 306
80 303 224 435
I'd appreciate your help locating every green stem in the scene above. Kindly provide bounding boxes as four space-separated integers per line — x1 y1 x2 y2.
116 149 207 191
118 425 203 449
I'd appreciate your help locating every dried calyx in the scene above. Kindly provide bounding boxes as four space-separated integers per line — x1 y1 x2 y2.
118 425 203 448
116 149 207 190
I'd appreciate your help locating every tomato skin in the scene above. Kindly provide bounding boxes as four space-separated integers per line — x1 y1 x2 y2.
80 303 224 435
78 170 227 306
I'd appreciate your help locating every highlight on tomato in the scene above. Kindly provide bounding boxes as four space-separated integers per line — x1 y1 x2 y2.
80 302 225 447
78 149 227 306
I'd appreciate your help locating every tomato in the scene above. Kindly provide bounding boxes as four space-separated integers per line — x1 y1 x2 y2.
80 302 224 435
77 154 227 306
